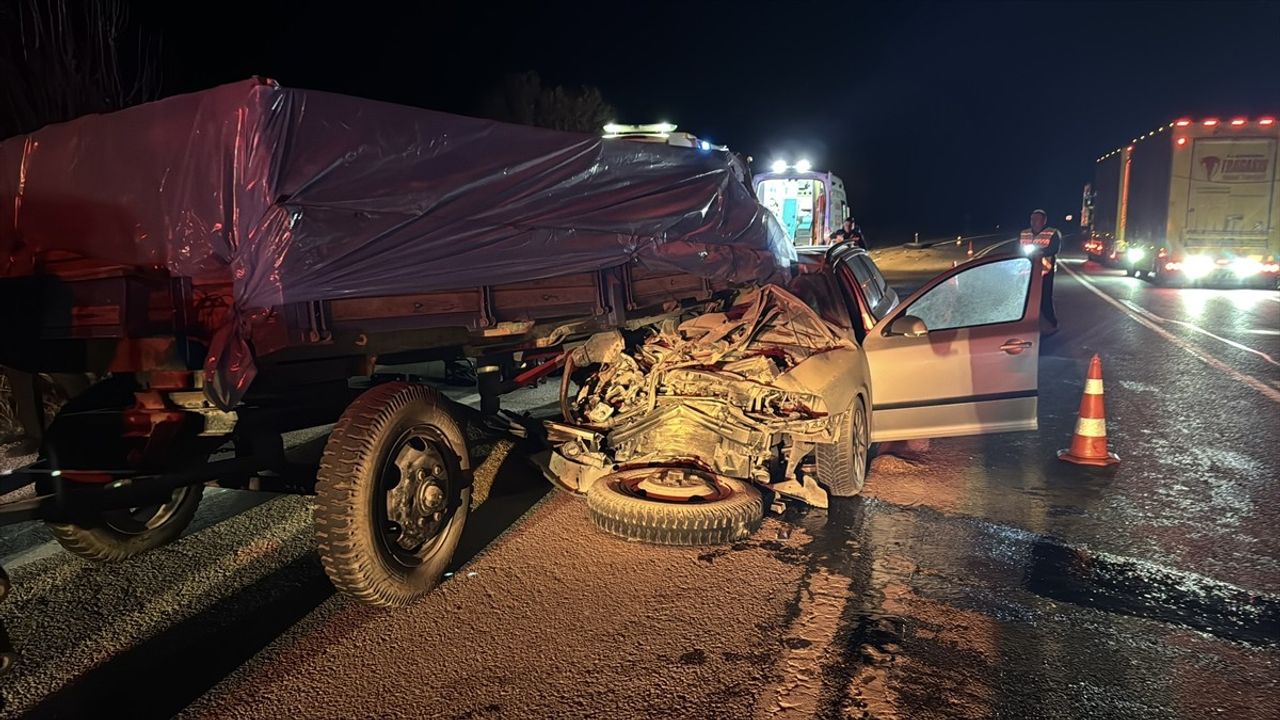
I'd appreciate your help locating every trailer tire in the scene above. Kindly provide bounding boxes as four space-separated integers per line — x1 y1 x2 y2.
816 397 869 497
47 485 204 562
586 471 762 546
315 382 470 607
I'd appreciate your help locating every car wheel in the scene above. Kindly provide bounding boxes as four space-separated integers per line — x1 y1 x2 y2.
585 467 762 546
816 397 870 496
47 485 204 562
315 382 471 607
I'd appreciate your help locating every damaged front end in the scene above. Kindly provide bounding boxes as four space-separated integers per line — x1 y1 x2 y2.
547 284 862 508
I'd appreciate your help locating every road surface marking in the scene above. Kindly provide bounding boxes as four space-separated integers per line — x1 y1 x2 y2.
1117 299 1280 368
1061 263 1280 404
974 238 1018 258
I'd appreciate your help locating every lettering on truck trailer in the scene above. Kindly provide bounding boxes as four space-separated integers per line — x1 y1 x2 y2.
1201 155 1271 182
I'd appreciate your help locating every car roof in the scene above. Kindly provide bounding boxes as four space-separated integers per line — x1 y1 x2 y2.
794 243 869 269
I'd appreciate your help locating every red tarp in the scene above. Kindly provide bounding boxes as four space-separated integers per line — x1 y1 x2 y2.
0 78 793 405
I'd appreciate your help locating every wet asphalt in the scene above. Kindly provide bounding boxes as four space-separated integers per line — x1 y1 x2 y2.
0 240 1276 719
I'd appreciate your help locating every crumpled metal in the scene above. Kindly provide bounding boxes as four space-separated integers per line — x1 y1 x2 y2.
558 284 857 498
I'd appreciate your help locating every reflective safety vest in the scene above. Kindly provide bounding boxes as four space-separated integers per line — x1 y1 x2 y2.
1020 227 1058 275
1019 227 1058 250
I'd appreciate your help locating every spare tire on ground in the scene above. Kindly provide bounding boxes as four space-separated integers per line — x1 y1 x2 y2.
585 467 763 546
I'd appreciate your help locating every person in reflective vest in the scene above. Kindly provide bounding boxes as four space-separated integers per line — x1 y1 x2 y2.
1019 209 1060 328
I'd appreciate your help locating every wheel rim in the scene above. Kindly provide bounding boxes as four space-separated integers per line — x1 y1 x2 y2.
614 466 733 504
852 402 868 488
103 486 193 535
376 426 457 568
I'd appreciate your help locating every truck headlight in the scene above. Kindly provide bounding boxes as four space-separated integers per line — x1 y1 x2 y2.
1183 255 1215 279
1232 258 1263 277
1126 247 1145 263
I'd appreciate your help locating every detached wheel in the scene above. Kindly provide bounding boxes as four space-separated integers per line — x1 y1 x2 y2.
586 467 762 546
47 485 204 562
816 397 869 497
315 382 470 607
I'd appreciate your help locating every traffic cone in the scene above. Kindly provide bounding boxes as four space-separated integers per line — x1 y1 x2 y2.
1058 354 1120 467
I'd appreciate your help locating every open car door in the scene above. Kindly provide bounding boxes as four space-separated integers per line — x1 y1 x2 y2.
862 253 1043 442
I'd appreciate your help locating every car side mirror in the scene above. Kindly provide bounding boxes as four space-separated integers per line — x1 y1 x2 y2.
889 314 928 337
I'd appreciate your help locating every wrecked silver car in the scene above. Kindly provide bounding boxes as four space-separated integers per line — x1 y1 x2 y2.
547 284 871 545
544 247 1049 546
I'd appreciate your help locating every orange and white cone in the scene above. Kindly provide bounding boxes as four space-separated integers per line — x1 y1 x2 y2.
1058 354 1120 467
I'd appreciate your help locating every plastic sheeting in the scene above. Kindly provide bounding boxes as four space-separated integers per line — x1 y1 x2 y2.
0 78 793 406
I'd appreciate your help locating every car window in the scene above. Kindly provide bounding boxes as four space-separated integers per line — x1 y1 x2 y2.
845 256 884 315
787 272 853 331
902 257 1032 331
862 257 892 305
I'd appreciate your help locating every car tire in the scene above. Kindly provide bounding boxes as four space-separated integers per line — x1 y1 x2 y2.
47 485 204 562
816 397 870 496
315 382 471 607
586 471 762 546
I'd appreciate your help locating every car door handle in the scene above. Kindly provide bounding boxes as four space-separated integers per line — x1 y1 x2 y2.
1000 339 1034 355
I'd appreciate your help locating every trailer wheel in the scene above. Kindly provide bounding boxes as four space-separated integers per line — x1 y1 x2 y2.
585 467 762 546
816 397 870 497
47 485 204 562
314 382 470 607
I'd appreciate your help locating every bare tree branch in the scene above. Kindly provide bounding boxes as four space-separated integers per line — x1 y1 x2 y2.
0 0 160 139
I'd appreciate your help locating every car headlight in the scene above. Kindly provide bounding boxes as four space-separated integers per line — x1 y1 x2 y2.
1232 258 1263 277
1126 248 1145 263
1183 255 1215 279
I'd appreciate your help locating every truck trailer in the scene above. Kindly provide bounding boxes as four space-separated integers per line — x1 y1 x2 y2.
1085 116 1280 288
0 78 797 668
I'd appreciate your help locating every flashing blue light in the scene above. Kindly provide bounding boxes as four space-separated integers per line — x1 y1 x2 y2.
699 140 712 151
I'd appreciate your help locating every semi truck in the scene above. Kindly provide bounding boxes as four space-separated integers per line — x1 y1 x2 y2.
1084 116 1280 288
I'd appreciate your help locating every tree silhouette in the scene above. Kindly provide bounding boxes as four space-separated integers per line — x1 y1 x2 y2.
483 71 615 134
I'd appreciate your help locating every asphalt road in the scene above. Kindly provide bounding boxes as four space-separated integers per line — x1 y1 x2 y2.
0 241 1276 719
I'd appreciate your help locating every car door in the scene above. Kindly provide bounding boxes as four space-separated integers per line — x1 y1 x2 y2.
861 254 1043 442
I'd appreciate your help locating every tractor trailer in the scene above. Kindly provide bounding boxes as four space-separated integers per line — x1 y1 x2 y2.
1084 116 1280 288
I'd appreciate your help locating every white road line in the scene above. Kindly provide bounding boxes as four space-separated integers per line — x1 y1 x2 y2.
1117 299 1280 368
1061 263 1280 404
973 237 1018 258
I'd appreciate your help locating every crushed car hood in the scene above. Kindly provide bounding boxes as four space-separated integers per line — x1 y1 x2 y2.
547 284 860 507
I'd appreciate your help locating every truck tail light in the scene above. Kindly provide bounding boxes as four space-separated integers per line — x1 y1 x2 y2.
1176 137 1187 147
1260 118 1276 126
1174 119 1192 127
1202 119 1219 127
1230 118 1247 126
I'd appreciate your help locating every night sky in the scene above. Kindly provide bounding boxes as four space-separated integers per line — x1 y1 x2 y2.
129 1 1280 239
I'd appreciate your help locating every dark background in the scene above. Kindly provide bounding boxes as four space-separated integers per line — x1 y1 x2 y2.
41 0 1280 241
